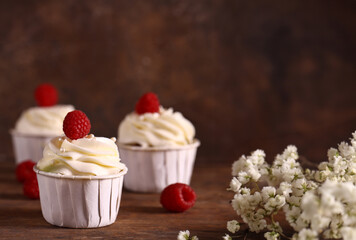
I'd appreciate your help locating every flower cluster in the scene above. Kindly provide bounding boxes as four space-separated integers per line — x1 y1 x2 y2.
314 132 356 184
178 131 356 240
177 230 198 240
225 131 356 240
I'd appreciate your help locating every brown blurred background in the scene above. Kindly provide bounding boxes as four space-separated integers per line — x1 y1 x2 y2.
0 0 355 164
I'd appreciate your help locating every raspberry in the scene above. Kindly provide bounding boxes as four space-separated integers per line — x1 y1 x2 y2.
160 183 196 212
135 92 160 114
63 110 91 140
16 160 36 182
23 177 39 199
34 83 58 107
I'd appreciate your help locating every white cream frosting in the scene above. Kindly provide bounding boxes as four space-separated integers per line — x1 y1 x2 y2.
15 105 75 136
118 107 195 147
37 135 126 176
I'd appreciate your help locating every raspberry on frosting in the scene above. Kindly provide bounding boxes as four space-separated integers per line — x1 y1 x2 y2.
160 183 196 212
34 83 58 107
63 110 91 140
135 92 160 115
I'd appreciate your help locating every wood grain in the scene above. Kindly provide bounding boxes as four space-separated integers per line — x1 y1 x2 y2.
0 159 252 240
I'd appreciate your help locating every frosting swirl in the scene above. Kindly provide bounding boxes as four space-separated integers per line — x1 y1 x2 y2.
37 135 126 176
15 105 75 136
118 107 195 147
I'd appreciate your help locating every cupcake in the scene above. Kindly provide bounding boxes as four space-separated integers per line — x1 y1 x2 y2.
11 83 74 164
34 110 127 228
117 92 200 193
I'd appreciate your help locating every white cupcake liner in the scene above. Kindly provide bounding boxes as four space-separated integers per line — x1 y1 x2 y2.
10 130 56 165
118 140 200 193
34 167 128 228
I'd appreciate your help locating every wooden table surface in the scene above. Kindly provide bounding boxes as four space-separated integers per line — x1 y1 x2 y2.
0 160 270 240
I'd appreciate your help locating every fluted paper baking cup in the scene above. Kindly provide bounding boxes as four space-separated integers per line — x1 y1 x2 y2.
10 130 55 165
34 167 128 228
118 140 200 193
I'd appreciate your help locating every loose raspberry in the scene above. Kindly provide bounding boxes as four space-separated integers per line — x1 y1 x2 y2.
34 83 58 107
160 183 196 212
16 160 36 182
23 177 39 199
135 92 160 114
63 110 91 140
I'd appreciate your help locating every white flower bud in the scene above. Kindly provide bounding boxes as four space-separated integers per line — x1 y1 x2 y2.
226 220 240 233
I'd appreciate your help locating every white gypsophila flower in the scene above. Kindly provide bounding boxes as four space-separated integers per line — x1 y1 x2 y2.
300 191 330 231
264 195 285 214
226 220 240 233
304 168 316 181
277 182 292 197
284 203 309 232
232 150 266 182
177 230 198 240
264 231 280 240
240 187 250 195
341 227 356 240
256 208 267 217
248 150 266 169
326 217 343 239
267 222 282 233
240 187 251 195
231 193 254 215
241 208 267 226
268 147 304 186
338 141 355 158
320 192 344 216
297 180 356 236
282 145 299 160
314 170 327 183
238 171 251 184
296 228 318 240
232 155 247 176
222 234 232 240
327 148 339 161
291 178 317 197
259 165 270 178
251 149 266 159
284 168 304 183
177 230 190 240
286 195 302 208
247 218 267 233
323 229 341 239
247 165 262 182
248 191 262 207
332 155 348 176
343 204 356 226
228 177 242 192
285 206 301 224
315 132 356 184
352 131 356 148
321 180 356 205
261 186 276 202
231 195 242 214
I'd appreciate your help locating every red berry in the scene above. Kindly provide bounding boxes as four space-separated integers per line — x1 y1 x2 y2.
16 160 36 182
135 92 160 114
23 177 39 199
63 110 91 140
34 83 58 107
160 183 196 212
